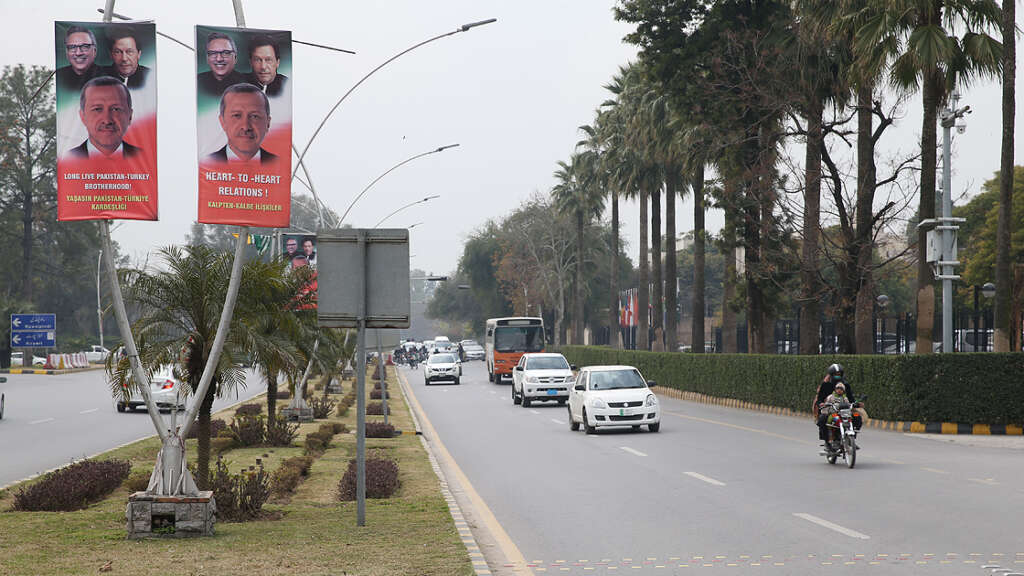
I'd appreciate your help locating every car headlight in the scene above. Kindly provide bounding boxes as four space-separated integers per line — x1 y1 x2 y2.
588 397 608 409
525 376 539 383
645 394 658 407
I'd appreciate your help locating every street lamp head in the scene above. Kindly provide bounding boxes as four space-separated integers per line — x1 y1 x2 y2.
437 143 460 152
876 294 889 309
982 282 996 299
422 195 441 202
460 18 497 32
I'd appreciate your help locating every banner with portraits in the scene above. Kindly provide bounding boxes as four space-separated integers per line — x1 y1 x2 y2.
282 233 317 270
195 25 292 227
55 21 158 221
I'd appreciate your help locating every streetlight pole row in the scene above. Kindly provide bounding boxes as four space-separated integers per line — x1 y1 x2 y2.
339 145 457 226
374 195 440 228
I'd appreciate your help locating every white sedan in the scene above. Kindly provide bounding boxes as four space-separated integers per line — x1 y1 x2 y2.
512 353 575 407
423 353 461 385
568 365 660 433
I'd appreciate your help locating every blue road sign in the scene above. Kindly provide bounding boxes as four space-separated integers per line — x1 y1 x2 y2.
10 331 56 348
11 314 56 331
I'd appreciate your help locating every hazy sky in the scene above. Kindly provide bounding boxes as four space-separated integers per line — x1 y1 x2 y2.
3 0 1024 278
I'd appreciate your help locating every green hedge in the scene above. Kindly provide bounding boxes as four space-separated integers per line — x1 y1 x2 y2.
560 347 1024 425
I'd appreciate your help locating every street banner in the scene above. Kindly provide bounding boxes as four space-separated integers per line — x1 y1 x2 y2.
55 21 158 221
196 25 292 227
282 233 317 270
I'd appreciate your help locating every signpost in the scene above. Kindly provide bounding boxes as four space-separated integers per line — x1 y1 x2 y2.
318 229 409 526
10 314 56 349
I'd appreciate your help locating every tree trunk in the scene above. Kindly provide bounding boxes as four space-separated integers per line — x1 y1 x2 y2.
916 70 939 354
21 120 34 301
195 378 217 490
854 83 878 354
721 194 737 354
665 172 678 353
574 209 584 345
556 281 565 347
994 0 1015 352
266 369 278 426
745 142 765 354
800 99 823 354
651 185 663 350
692 164 706 353
609 191 620 349
638 187 650 350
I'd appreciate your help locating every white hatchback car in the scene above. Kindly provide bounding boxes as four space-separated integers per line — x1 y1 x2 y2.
512 353 575 407
116 367 187 413
568 365 660 433
423 352 461 385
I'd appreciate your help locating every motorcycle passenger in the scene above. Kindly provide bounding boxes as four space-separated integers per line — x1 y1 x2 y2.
813 364 862 445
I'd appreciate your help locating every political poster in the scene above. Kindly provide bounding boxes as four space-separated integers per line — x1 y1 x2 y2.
55 21 158 221
282 233 317 270
195 25 292 227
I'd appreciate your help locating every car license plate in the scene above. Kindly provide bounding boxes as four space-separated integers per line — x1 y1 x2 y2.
547 389 557 396
619 408 625 416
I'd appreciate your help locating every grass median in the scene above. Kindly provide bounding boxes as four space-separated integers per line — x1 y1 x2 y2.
0 365 473 576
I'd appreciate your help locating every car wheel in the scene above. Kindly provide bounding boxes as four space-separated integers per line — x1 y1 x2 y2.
116 402 126 413
512 385 521 405
488 370 494 383
583 408 596 435
522 394 531 408
454 377 460 385
568 405 579 431
648 422 660 433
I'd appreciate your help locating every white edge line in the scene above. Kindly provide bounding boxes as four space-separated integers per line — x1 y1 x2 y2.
793 512 870 539
529 410 541 415
684 471 726 486
620 446 647 457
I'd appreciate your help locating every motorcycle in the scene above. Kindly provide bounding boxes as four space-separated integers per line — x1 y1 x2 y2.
821 396 865 468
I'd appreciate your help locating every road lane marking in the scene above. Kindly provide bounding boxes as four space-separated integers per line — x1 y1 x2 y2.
79 408 98 414
30 418 55 425
530 410 541 415
663 410 816 445
620 447 647 457
793 513 870 539
922 467 950 474
969 477 999 485
684 471 726 486
551 419 566 425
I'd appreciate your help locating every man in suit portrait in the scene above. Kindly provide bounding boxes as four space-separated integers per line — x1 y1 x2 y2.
68 76 141 159
56 26 101 94
206 83 277 165
102 27 150 88
245 34 288 97
197 32 244 98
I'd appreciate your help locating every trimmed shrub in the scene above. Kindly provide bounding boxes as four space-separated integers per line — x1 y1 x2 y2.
327 422 347 435
211 436 236 455
229 413 266 447
208 456 270 522
370 389 389 400
309 396 337 419
303 435 327 456
270 465 302 496
123 469 151 493
186 418 226 439
282 455 314 476
265 417 300 447
235 403 262 417
337 454 399 500
366 402 388 416
365 422 395 438
13 459 131 511
336 401 350 417
276 389 290 400
558 346 1024 425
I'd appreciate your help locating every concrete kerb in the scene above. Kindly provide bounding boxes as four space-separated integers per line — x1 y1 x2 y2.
651 386 1024 436
1 365 105 376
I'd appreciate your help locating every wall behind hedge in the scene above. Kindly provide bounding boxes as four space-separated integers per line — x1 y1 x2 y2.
559 347 1024 425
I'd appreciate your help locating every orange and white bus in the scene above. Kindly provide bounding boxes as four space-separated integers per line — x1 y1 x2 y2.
485 317 545 382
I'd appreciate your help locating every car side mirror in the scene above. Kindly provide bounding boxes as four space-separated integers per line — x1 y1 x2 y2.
515 366 523 371
570 365 578 371
574 384 585 391
647 380 656 388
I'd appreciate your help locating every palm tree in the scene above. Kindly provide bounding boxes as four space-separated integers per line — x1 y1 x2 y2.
994 0 1015 352
578 119 620 348
853 0 1001 353
552 152 606 344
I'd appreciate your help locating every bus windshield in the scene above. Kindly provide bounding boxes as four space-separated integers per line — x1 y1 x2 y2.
494 326 544 353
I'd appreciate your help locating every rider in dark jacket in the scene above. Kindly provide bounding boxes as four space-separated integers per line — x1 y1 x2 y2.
813 364 862 442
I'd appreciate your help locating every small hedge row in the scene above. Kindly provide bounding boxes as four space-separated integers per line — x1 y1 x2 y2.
13 459 131 511
559 346 1024 425
337 452 399 501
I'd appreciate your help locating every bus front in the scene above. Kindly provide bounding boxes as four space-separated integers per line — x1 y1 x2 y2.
489 318 545 381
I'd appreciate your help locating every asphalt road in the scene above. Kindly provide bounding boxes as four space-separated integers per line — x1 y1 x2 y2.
405 360 1024 575
0 368 267 489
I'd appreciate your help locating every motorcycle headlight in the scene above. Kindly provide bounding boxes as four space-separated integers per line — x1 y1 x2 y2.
588 397 608 409
645 394 658 407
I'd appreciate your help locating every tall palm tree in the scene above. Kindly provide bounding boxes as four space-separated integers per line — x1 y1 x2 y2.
552 152 605 344
854 0 1001 353
994 0 1015 352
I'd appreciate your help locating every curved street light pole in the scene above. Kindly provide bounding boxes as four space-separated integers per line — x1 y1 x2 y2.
374 195 440 228
338 144 457 225
291 18 495 183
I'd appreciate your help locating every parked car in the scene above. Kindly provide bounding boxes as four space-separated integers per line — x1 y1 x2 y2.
10 352 23 367
84 345 111 363
116 366 187 413
568 365 660 433
423 353 460 385
512 353 575 407
32 355 46 366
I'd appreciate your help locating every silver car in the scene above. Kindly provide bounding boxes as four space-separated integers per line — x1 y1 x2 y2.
116 368 187 413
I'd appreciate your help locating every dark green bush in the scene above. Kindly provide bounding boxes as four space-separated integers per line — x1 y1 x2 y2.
303 435 326 456
365 422 395 438
234 403 262 417
366 402 388 416
265 417 299 447
13 459 131 511
123 469 151 493
559 346 1024 425
229 413 265 446
270 465 302 496
282 455 314 476
337 454 399 500
309 396 337 419
208 456 270 522
370 389 389 400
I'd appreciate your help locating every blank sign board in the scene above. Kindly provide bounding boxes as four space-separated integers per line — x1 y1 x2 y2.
317 228 410 328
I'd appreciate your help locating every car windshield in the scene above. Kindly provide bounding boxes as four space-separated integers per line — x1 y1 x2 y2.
429 354 455 364
494 326 544 353
588 369 646 390
526 356 569 370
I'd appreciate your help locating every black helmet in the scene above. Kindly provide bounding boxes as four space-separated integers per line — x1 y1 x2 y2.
827 363 844 380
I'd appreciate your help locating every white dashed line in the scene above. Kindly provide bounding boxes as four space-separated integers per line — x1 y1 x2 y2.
79 408 99 414
30 418 55 425
793 513 870 539
530 410 541 415
684 471 726 486
922 467 950 475
551 418 566 425
969 478 999 486
619 447 647 457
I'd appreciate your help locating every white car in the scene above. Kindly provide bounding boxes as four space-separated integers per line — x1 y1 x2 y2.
84 345 111 363
423 353 461 385
568 365 660 433
463 343 485 361
512 353 575 407
116 367 187 413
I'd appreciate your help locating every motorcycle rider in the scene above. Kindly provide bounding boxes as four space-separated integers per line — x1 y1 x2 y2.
813 364 862 447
